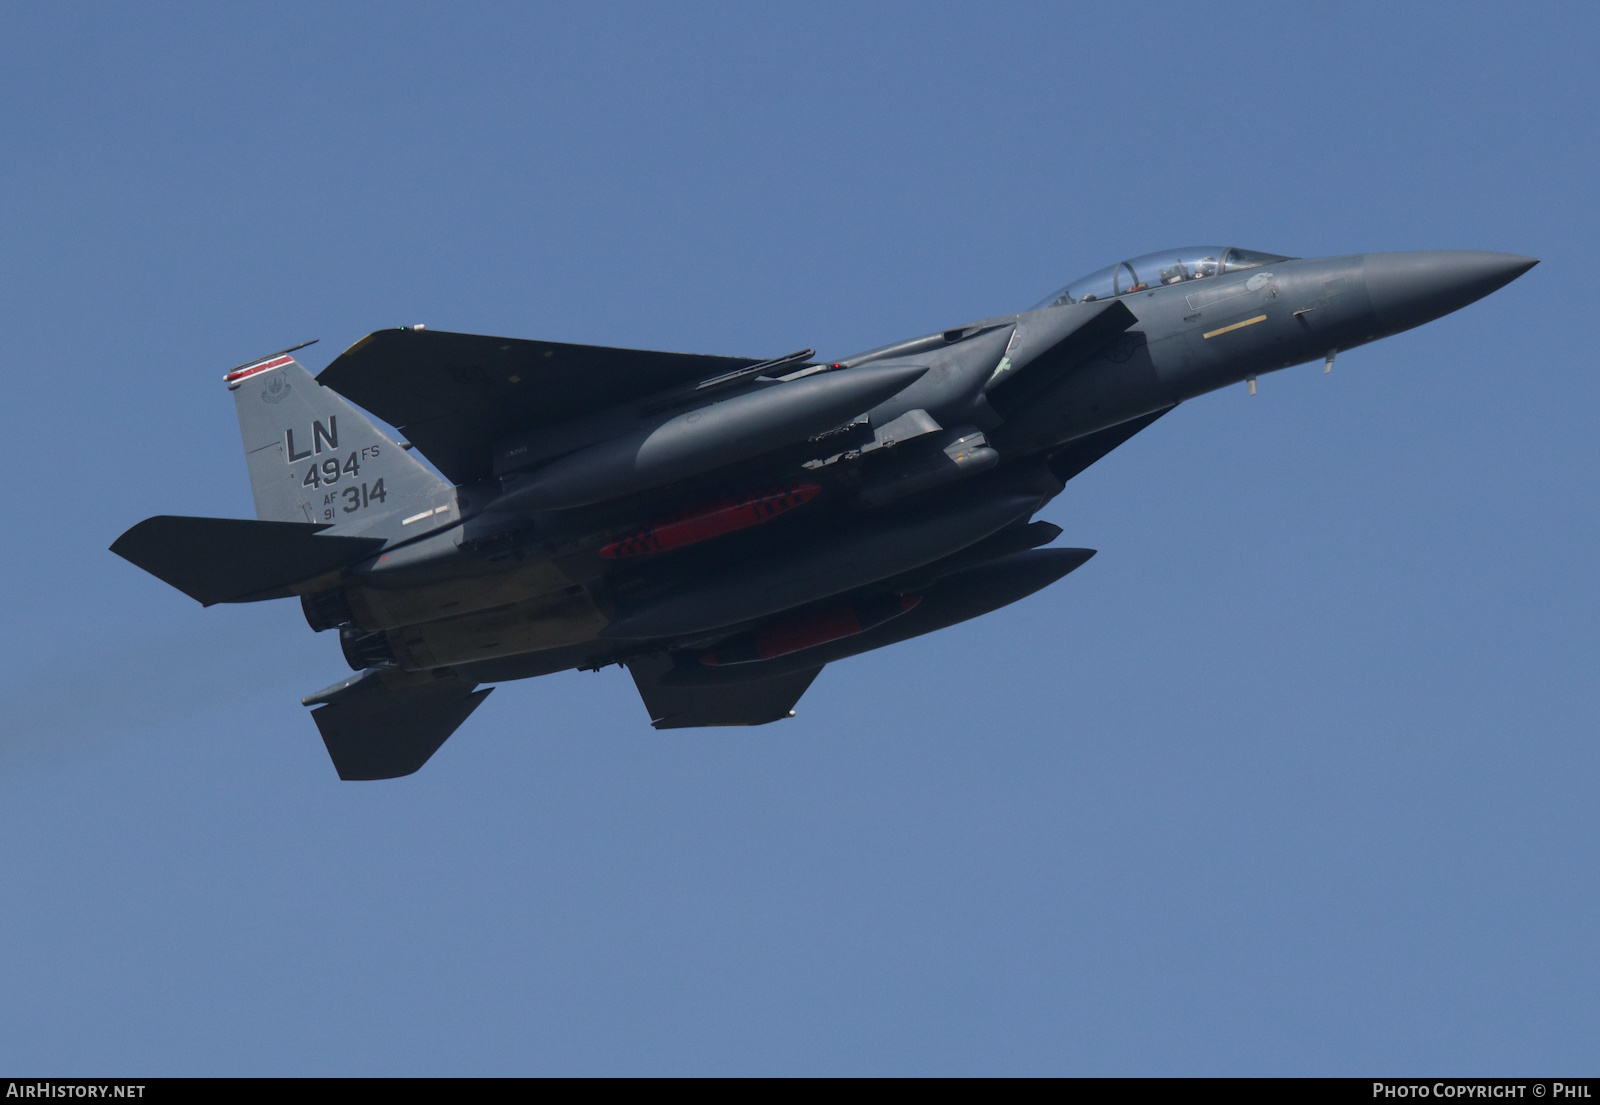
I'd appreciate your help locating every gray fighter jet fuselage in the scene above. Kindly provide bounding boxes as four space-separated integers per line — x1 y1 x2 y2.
112 247 1536 778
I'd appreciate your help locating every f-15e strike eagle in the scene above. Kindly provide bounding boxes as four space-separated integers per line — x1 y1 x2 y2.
112 247 1535 779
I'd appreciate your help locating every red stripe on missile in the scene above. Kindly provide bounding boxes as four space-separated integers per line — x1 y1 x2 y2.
223 355 295 383
700 593 921 665
599 482 821 559
752 604 863 659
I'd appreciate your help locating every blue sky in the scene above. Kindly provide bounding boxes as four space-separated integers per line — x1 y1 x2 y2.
0 2 1594 1075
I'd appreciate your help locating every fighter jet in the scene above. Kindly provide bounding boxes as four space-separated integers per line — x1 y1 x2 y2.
112 248 1535 779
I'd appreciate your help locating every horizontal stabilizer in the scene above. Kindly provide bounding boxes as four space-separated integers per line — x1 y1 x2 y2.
307 669 491 780
110 515 385 606
627 653 821 728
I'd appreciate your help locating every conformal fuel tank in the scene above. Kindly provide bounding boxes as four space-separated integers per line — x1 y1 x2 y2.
494 363 928 512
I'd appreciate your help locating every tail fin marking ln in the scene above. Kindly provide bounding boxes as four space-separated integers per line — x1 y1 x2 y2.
228 350 454 540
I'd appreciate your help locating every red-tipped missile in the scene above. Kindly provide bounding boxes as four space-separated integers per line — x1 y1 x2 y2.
599 482 821 558
701 593 922 665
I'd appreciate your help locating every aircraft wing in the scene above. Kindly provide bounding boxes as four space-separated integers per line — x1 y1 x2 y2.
316 329 764 484
1045 405 1174 484
304 668 492 780
626 653 822 729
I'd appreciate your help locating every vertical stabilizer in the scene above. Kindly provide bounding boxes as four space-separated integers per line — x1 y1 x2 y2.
226 347 455 539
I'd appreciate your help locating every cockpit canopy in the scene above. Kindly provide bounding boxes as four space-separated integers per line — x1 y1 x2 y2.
1031 247 1296 309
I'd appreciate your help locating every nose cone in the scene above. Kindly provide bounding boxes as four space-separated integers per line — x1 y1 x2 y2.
1364 251 1538 335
